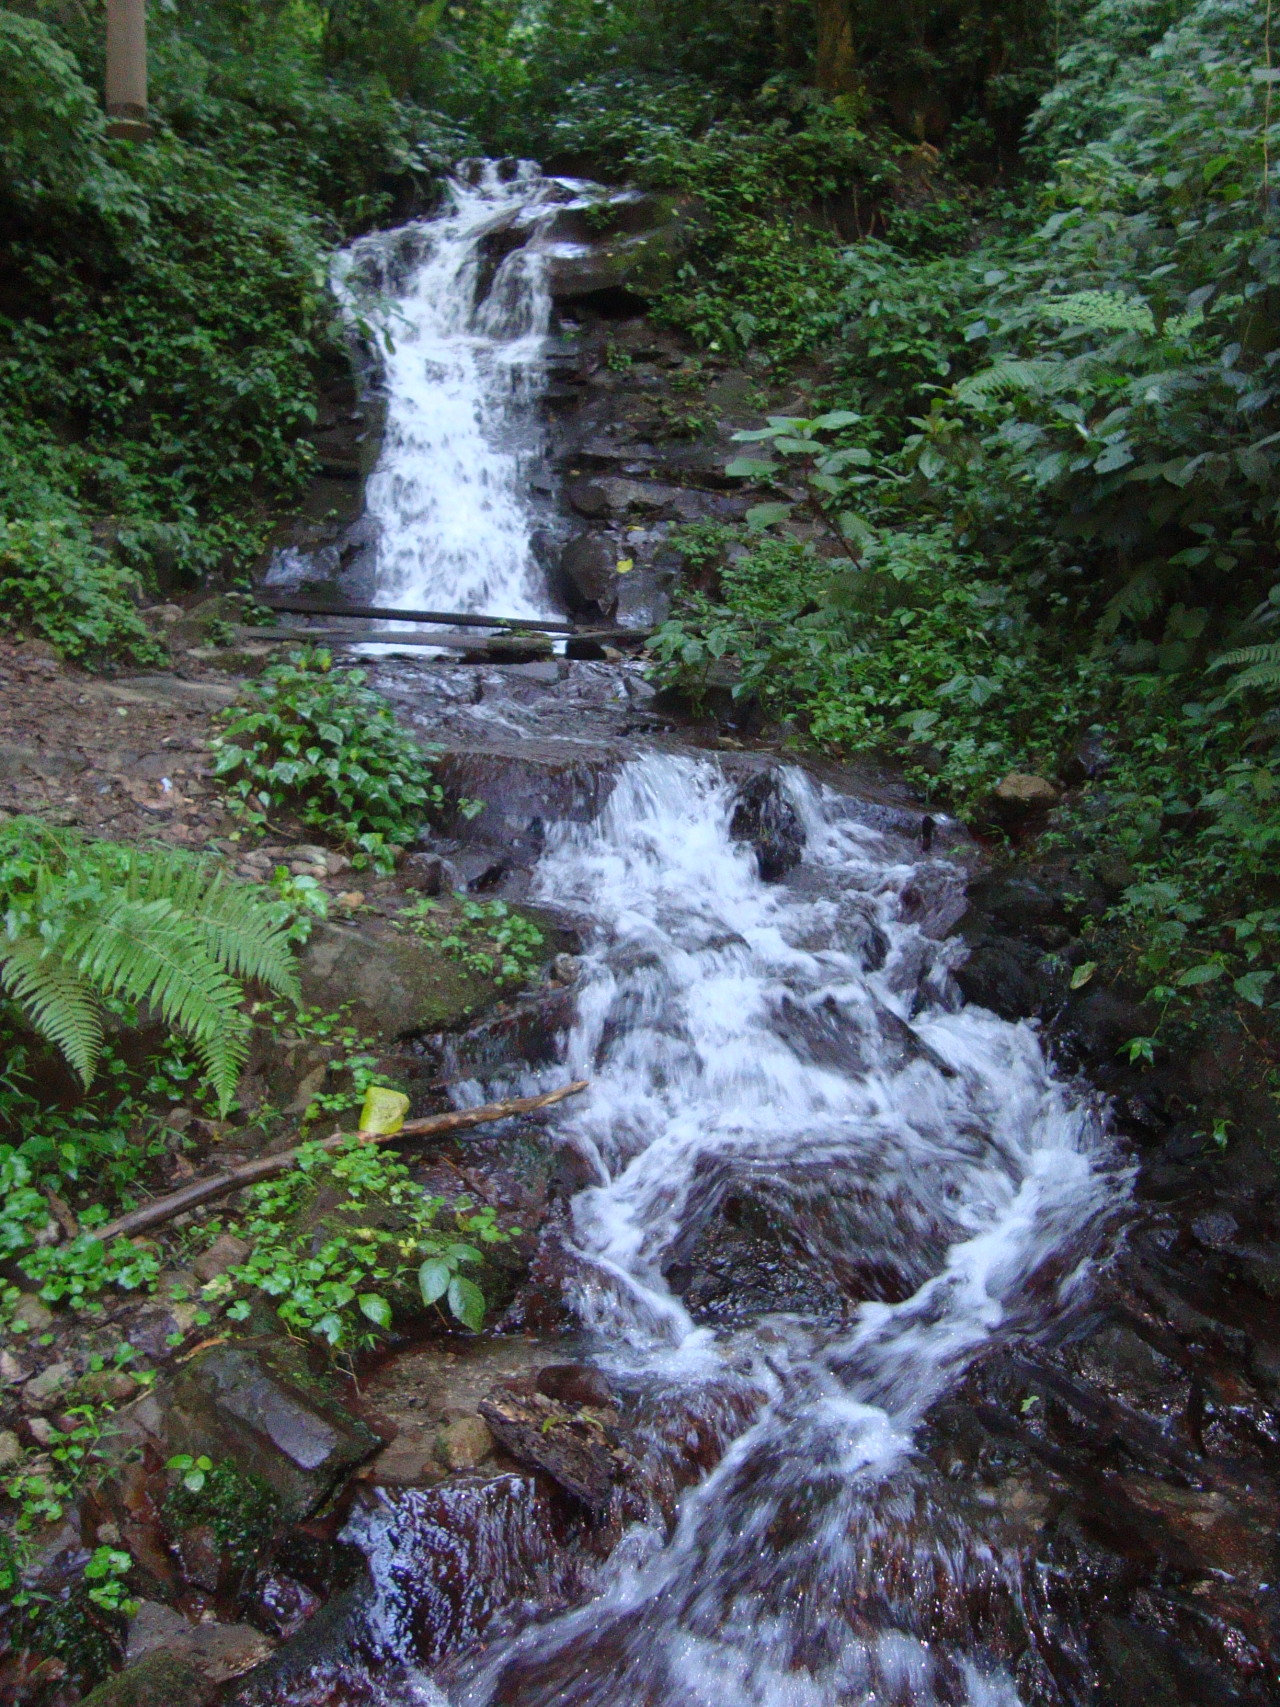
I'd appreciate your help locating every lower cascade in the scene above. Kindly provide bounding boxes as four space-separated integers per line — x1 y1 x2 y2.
248 756 1125 1707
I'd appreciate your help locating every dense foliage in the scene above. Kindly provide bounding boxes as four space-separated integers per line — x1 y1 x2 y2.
212 648 445 868
652 0 1280 1050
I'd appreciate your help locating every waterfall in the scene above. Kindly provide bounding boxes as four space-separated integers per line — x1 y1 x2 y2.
331 160 561 620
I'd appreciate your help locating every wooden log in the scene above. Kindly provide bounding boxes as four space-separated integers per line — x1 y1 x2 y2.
95 1080 588 1243
256 592 579 634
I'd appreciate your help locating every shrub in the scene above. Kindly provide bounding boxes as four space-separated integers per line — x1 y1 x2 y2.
212 649 444 870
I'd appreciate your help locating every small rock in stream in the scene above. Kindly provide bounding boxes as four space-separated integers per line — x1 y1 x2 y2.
728 771 805 881
478 1388 627 1512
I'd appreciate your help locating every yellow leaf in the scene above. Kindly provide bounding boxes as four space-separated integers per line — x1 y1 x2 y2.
616 558 634 573
358 1086 410 1135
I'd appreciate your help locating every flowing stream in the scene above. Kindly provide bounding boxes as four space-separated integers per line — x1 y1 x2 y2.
255 169 1129 1707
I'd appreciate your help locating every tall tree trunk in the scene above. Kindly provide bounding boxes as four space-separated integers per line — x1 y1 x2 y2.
815 0 858 95
105 0 150 139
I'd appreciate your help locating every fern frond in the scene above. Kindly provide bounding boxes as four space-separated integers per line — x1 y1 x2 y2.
0 940 103 1086
954 359 1063 405
1210 641 1280 671
126 847 299 1001
1098 568 1163 635
1224 663 1280 695
0 820 298 1109
1210 640 1280 698
1041 290 1156 334
61 897 251 1107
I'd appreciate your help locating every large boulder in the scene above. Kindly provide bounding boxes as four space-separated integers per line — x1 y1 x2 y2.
167 1342 380 1522
541 193 699 302
298 917 512 1039
79 1652 216 1707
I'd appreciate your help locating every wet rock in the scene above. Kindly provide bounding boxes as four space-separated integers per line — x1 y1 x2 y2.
729 770 805 881
536 1364 615 1409
13 1292 54 1331
1064 987 1154 1062
298 917 514 1040
126 1598 190 1662
402 850 456 895
172 1522 222 1592
431 982 577 1078
250 1571 323 1640
1091 1615 1243 1707
543 197 697 302
954 936 1057 1021
559 532 618 613
0 1429 20 1469
79 1652 216 1707
23 1360 74 1411
167 1342 380 1521
175 1622 276 1684
191 1233 250 1283
365 1429 443 1486
478 1389 626 1511
439 1414 494 1469
992 771 1061 818
78 1370 141 1405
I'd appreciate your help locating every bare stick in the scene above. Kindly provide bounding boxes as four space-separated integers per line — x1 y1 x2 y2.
95 1081 588 1243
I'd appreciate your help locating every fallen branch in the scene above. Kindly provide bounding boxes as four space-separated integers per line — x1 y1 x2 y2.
95 1081 588 1244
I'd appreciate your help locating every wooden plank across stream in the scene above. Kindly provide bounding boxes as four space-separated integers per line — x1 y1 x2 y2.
234 624 651 650
257 590 580 633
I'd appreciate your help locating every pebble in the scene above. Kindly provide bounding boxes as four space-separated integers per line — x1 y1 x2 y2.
192 1233 251 1283
23 1360 74 1410
12 1293 53 1332
438 1414 494 1470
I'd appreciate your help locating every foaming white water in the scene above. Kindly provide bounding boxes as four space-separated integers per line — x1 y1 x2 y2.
439 753 1126 1706
332 161 560 619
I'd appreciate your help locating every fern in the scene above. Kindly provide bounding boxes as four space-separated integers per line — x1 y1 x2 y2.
1210 640 1280 698
0 821 299 1110
953 358 1063 404
1039 291 1204 339
1041 290 1156 334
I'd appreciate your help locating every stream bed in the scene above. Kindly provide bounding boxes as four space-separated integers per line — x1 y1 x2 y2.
239 164 1280 1707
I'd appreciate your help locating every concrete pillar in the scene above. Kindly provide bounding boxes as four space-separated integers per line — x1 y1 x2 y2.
105 0 150 140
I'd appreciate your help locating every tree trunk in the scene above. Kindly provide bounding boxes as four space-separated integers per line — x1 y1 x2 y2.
105 0 150 139
814 0 858 95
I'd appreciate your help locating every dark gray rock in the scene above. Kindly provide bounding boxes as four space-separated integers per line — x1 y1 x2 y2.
559 532 619 614
729 771 805 881
167 1343 379 1522
954 936 1055 1021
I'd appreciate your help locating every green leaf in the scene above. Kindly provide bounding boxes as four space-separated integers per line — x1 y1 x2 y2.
1233 969 1273 1006
418 1258 451 1304
1176 962 1225 987
724 457 778 479
447 1275 485 1331
745 502 793 530
358 1293 392 1329
1070 962 1097 990
809 410 862 431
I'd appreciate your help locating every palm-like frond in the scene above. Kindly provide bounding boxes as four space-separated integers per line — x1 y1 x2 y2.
1042 291 1156 334
0 939 102 1087
0 823 300 1109
1210 640 1280 698
954 358 1064 404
